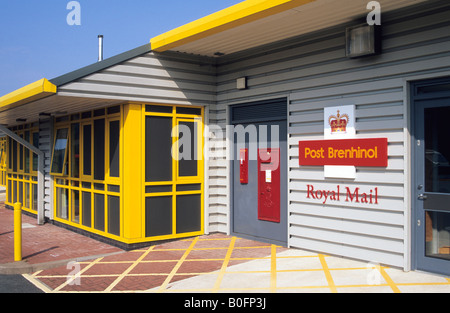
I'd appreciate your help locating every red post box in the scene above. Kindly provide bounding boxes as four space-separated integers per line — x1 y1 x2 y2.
240 148 248 184
258 148 280 223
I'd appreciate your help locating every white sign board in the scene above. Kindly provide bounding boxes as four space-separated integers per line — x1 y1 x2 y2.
324 105 356 179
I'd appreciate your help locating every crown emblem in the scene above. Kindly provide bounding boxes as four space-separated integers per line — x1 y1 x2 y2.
328 110 349 133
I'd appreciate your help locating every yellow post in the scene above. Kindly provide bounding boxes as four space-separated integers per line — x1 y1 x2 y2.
14 202 22 262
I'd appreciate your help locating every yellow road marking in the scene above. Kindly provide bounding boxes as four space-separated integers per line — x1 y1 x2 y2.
53 257 104 292
104 246 155 292
212 237 237 292
319 254 337 293
22 274 53 293
378 266 401 293
270 244 277 293
157 236 199 292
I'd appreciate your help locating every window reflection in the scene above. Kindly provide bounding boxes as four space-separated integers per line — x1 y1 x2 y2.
425 107 450 193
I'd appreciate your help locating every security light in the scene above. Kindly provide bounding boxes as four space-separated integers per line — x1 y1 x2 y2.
346 24 381 59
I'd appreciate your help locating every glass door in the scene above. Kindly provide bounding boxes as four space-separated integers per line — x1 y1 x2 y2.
414 96 450 276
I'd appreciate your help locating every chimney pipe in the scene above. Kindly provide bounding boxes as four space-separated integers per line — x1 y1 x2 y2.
98 35 103 62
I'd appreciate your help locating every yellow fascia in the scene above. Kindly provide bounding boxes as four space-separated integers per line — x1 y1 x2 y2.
0 78 57 112
150 0 316 52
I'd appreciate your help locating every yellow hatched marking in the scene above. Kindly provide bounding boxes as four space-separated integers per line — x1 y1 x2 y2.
377 266 400 293
32 270 43 277
182 237 231 241
396 282 450 287
53 257 104 292
104 246 155 292
270 244 277 293
157 236 199 292
23 274 53 293
318 254 337 293
212 237 236 292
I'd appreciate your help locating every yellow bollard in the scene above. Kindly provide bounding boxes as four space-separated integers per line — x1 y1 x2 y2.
14 202 22 262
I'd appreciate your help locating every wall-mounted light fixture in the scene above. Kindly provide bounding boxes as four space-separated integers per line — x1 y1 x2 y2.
237 77 247 90
346 24 381 59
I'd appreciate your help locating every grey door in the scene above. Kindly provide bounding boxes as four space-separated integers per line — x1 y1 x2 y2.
413 79 450 276
230 99 287 246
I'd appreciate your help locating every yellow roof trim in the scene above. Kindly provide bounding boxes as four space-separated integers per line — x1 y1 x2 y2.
150 0 316 53
0 78 57 112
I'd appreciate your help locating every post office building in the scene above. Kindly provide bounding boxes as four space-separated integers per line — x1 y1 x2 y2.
1 0 450 276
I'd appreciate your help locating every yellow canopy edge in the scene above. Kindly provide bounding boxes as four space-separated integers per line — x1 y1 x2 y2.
0 78 57 112
150 0 316 52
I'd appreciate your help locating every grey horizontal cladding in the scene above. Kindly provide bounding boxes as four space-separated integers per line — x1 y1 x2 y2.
51 43 152 87
57 51 217 106
215 19 450 103
217 51 450 102
289 236 404 268
39 116 52 219
213 2 450 268
59 81 215 103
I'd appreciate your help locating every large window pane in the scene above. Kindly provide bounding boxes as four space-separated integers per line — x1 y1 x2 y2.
145 196 172 237
94 119 105 180
72 190 80 224
426 211 450 261
8 137 12 170
109 120 120 178
19 135 23 171
51 128 69 175
176 194 201 234
7 180 11 203
178 121 198 177
82 192 91 227
13 181 17 203
24 183 30 209
18 182 23 205
32 132 39 172
12 139 17 172
24 131 30 173
94 193 105 231
56 187 69 220
425 107 450 193
32 183 37 211
83 125 92 176
71 123 80 178
145 116 172 182
108 196 120 236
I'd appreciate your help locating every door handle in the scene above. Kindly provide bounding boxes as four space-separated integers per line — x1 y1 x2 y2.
418 194 428 200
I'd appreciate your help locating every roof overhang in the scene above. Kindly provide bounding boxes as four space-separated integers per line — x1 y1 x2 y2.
150 0 316 53
0 79 57 114
0 95 124 126
0 43 152 127
150 0 429 57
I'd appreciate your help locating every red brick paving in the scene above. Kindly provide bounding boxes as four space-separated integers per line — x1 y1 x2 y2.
24 234 283 292
0 205 122 265
1 204 288 292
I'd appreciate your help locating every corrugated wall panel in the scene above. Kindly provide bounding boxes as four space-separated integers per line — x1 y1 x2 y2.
39 117 53 219
214 2 450 268
58 52 216 106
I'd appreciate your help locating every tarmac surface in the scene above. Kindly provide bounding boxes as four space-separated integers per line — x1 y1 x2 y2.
1 204 450 293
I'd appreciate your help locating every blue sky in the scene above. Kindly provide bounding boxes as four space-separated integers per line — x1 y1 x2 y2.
0 0 242 96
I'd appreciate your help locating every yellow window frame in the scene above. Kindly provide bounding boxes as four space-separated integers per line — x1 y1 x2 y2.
5 125 39 213
52 106 124 241
174 117 203 183
50 127 70 176
80 121 93 180
105 116 121 185
142 104 204 242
